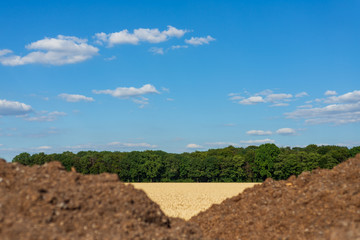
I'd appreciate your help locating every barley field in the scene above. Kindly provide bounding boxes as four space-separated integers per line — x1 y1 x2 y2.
130 183 259 220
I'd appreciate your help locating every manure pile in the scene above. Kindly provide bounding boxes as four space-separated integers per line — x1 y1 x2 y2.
190 154 360 240
0 155 359 240
0 159 203 240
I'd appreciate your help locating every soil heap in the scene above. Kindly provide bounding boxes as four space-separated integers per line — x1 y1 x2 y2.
0 159 203 240
190 154 360 240
1 155 359 240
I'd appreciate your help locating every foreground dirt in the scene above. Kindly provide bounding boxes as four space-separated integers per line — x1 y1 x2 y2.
0 155 359 240
190 154 360 240
0 159 203 240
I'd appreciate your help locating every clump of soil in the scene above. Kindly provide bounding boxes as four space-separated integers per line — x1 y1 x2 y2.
0 159 203 240
190 154 360 240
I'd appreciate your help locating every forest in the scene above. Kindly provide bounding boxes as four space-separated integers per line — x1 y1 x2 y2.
12 144 360 182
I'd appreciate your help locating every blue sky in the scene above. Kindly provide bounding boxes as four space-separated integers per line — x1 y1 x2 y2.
1 0 359 161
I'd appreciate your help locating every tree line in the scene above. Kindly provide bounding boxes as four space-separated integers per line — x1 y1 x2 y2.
12 144 360 182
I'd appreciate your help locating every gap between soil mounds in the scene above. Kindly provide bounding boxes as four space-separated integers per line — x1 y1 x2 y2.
189 154 360 240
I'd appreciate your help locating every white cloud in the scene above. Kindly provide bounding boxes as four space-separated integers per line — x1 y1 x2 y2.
93 84 159 98
295 92 309 98
163 26 188 38
324 90 360 104
95 26 188 47
266 93 293 103
228 93 244 101
34 146 52 150
271 103 289 107
257 89 273 96
24 111 67 122
239 139 275 145
186 143 204 149
205 142 240 148
93 84 160 107
297 104 313 109
246 130 273 136
325 90 337 96
104 56 116 61
59 93 94 102
171 45 188 49
0 35 99 66
149 47 164 55
161 87 170 92
276 128 296 135
0 99 32 116
131 96 150 108
0 49 12 56
239 96 265 105
107 142 157 148
231 90 294 106
286 102 360 124
166 98 174 101
185 35 215 46
96 30 139 45
286 90 360 124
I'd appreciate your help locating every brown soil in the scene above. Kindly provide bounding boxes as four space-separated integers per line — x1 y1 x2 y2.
1 155 359 240
190 154 360 240
0 159 203 240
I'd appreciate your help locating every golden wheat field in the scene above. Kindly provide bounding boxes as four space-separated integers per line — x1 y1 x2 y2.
129 183 259 220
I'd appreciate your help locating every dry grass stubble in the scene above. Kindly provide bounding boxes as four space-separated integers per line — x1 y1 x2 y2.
130 183 259 220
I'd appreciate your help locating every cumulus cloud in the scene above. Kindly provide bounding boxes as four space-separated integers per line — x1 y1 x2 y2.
230 89 294 106
186 143 204 149
93 84 159 98
34 146 52 150
95 26 188 47
104 56 116 61
205 142 240 148
185 35 215 45
276 128 296 135
265 93 292 106
107 142 157 148
266 93 293 103
0 49 12 56
324 90 360 104
149 47 164 55
93 84 160 107
24 111 67 122
286 90 360 124
239 139 275 145
228 93 244 101
171 45 188 50
295 92 309 98
58 93 94 102
239 96 265 105
0 35 99 66
0 99 32 116
246 130 273 136
325 90 338 96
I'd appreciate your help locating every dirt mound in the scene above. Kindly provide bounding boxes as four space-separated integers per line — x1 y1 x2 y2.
1 156 359 240
190 155 360 240
0 159 203 240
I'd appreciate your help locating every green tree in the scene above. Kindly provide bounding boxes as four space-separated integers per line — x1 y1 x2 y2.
254 143 280 181
12 152 32 165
